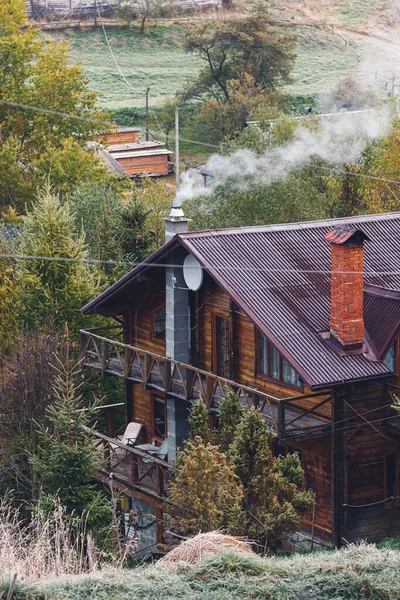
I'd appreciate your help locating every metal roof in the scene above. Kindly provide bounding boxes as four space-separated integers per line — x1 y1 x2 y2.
81 212 400 389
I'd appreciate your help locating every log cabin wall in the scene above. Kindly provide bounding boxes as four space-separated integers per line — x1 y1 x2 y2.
342 380 400 542
285 437 333 541
123 271 166 441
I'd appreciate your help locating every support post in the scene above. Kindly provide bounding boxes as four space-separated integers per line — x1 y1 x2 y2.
175 106 180 190
145 87 150 141
278 401 285 440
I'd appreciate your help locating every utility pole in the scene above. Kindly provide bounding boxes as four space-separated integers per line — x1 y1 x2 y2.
392 73 396 97
145 87 150 142
175 106 180 191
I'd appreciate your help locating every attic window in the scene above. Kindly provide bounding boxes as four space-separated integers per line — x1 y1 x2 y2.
384 342 396 372
152 305 166 342
257 332 302 389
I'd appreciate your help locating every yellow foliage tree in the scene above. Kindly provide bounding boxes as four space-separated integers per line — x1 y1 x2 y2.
168 437 244 534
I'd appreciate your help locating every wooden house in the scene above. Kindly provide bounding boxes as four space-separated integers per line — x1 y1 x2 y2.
80 209 400 550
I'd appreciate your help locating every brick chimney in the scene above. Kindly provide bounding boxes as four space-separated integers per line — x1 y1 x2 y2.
324 225 370 351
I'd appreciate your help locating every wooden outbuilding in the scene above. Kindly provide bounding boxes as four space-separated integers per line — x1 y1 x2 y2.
80 211 400 550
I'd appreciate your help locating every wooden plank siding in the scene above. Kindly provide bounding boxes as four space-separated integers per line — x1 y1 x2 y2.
116 154 170 176
286 437 333 539
102 131 141 145
343 380 400 542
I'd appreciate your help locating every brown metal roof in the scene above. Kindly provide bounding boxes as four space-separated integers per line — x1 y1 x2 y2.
81 212 400 388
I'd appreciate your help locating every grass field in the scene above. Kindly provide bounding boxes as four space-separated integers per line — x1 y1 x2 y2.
6 543 400 599
45 26 202 110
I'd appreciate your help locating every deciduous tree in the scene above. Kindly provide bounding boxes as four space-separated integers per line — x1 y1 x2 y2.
182 10 295 103
0 0 111 211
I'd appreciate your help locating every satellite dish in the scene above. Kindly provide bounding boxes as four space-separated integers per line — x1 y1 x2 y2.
183 255 203 291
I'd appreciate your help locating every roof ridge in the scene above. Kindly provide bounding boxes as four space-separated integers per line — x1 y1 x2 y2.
180 212 400 238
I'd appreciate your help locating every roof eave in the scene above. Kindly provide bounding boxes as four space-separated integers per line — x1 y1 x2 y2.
80 235 180 315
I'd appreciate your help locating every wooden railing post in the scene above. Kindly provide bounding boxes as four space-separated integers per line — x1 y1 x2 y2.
144 354 152 386
131 453 138 484
124 347 133 378
101 339 109 373
157 464 164 497
278 401 285 440
104 441 111 471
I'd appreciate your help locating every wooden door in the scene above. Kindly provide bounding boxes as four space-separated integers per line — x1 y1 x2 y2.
212 314 231 379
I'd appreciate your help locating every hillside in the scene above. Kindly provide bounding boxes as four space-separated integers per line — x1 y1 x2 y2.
6 542 400 600
39 0 400 111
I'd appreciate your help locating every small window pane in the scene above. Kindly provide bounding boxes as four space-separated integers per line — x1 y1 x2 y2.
258 333 268 375
282 358 302 388
384 343 396 372
269 344 279 379
152 306 165 341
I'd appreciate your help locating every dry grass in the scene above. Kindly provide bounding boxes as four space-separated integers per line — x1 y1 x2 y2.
160 531 254 564
0 499 99 581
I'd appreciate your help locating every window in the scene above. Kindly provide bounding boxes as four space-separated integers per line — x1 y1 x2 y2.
152 305 165 342
257 332 302 389
213 315 231 379
153 394 166 439
384 342 396 372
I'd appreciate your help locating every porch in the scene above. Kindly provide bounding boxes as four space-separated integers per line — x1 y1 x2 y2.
80 328 332 443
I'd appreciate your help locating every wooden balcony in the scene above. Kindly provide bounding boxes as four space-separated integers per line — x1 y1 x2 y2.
87 424 174 502
80 328 332 441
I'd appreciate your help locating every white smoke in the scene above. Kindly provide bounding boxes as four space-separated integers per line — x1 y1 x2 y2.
175 109 392 206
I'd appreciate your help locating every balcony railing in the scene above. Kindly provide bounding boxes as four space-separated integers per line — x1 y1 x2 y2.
85 426 174 499
80 329 331 441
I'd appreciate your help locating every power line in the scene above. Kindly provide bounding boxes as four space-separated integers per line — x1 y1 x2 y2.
343 398 395 442
304 163 400 186
0 99 110 127
4 252 400 277
2 100 400 184
94 0 136 93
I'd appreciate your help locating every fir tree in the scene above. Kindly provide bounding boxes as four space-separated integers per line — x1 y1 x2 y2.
229 407 314 551
188 397 211 444
168 437 243 534
218 388 244 453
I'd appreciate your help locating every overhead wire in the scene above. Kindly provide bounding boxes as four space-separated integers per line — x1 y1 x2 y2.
2 95 400 184
94 0 136 93
4 252 400 277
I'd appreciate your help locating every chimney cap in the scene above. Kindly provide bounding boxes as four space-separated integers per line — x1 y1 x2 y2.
324 225 370 245
167 206 187 221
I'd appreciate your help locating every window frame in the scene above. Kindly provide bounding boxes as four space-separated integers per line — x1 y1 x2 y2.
150 303 166 345
256 330 303 391
212 312 232 379
384 341 397 373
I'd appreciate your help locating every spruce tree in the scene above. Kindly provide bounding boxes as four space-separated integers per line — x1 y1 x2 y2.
218 388 244 453
18 184 100 331
229 407 314 551
30 334 112 547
